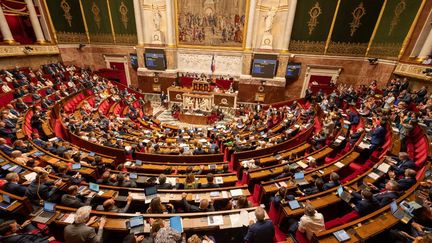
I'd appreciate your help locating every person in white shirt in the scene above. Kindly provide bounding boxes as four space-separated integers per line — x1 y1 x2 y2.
298 204 325 240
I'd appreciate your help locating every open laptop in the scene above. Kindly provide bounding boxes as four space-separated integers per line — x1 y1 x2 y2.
72 163 81 170
129 172 138 180
127 215 144 234
337 186 353 203
32 202 56 224
117 189 129 202
294 172 308 186
89 182 100 192
288 200 301 210
390 201 413 223
145 186 157 203
88 152 96 157
0 194 12 209
135 160 142 166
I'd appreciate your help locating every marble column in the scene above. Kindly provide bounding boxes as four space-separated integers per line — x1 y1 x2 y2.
165 0 175 46
418 27 432 60
245 0 257 49
283 0 297 51
25 0 46 43
0 6 16 44
133 0 144 45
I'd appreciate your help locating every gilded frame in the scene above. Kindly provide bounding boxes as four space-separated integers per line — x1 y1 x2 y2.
174 0 250 50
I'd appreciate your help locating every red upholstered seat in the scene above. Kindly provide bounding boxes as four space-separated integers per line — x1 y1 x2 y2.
340 210 360 224
295 229 310 243
251 183 261 204
267 201 280 224
325 218 343 230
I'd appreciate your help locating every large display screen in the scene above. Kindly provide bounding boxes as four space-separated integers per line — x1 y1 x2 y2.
251 54 278 78
286 62 301 78
144 49 166 70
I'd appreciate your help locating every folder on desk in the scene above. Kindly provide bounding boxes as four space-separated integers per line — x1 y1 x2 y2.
230 189 243 197
169 216 183 233
333 230 350 242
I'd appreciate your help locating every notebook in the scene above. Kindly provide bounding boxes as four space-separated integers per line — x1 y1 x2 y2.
288 200 301 210
336 186 353 203
390 201 412 223
0 194 12 209
135 160 142 166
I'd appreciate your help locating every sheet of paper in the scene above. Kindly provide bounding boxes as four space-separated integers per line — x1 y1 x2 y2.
279 181 287 187
208 215 224 226
129 192 146 200
166 177 177 186
97 190 105 196
24 172 37 181
377 163 391 173
297 161 308 169
248 211 257 224
335 162 345 168
368 172 380 180
63 214 75 224
230 189 243 197
240 210 249 226
229 214 242 228
221 191 228 199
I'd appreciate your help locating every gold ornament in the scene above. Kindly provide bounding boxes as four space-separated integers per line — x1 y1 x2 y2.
350 2 366 37
389 0 406 36
91 1 101 30
60 0 72 27
119 1 129 29
307 2 322 35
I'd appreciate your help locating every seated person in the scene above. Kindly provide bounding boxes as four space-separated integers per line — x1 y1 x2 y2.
387 152 415 177
0 219 56 243
200 173 219 189
234 195 253 209
10 150 31 166
156 174 173 189
373 180 401 207
302 177 325 196
25 172 62 205
298 204 325 241
96 195 132 213
64 206 106 243
274 165 294 180
323 172 340 190
61 185 92 208
272 187 294 207
244 207 275 243
181 192 215 212
96 170 115 185
3 172 27 196
0 138 14 155
12 140 31 153
181 173 199 189
55 165 83 185
151 218 184 243
113 173 137 188
393 168 417 191
349 189 380 216
146 197 174 214
216 164 229 174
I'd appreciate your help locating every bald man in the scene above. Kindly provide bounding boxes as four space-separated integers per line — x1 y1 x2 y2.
244 207 274 243
181 193 214 212
96 195 132 213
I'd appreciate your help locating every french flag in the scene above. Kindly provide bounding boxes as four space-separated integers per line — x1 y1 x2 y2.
210 55 216 73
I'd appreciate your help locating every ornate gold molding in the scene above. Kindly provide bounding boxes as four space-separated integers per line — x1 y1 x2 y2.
57 32 88 43
119 1 128 29
389 0 406 36
307 2 322 35
0 45 59 57
327 41 368 56
60 0 72 27
89 33 114 43
324 0 341 54
115 34 138 45
394 62 432 81
290 40 326 54
91 1 101 30
350 2 366 37
368 42 401 59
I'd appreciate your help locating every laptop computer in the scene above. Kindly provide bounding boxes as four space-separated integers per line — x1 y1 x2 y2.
145 186 157 203
1 164 12 171
32 202 56 224
129 172 138 180
32 151 45 157
127 216 144 234
390 201 413 223
288 200 301 210
294 172 308 186
135 160 142 166
117 189 129 202
89 182 100 192
0 194 12 209
72 163 81 170
337 186 353 203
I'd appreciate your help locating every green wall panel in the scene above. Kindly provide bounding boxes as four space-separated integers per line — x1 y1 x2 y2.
368 0 423 59
108 0 137 45
45 0 87 43
81 0 114 44
289 0 338 54
327 0 384 56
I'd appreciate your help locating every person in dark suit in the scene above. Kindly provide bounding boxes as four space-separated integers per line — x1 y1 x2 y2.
347 109 359 125
113 173 137 188
31 133 46 148
370 122 386 150
61 185 92 208
388 152 416 176
181 193 215 212
64 206 106 243
350 189 379 216
156 174 173 189
373 180 400 207
323 172 340 190
244 207 275 243
3 172 27 196
0 138 14 155
25 172 62 205
0 121 16 140
392 168 417 191
0 219 55 243
200 173 220 189
96 196 132 213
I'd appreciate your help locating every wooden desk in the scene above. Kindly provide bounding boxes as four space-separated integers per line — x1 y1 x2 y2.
178 113 209 125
